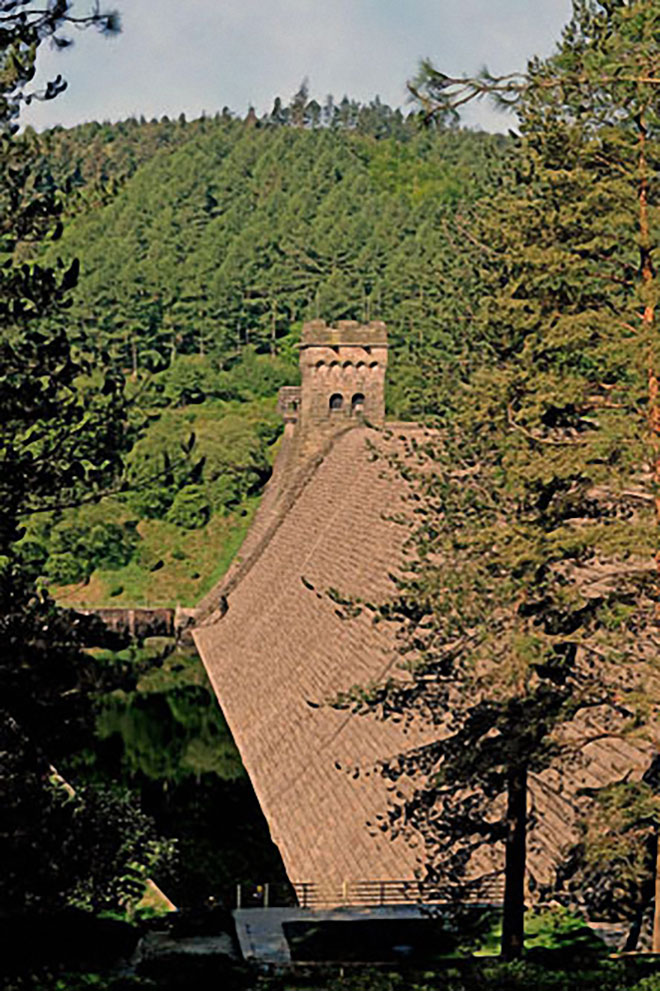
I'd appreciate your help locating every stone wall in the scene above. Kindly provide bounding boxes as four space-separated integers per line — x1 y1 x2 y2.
297 319 388 431
77 607 175 640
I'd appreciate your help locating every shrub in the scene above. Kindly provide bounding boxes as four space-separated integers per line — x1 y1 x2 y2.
45 552 86 585
35 504 139 585
16 538 49 579
87 523 136 571
207 473 242 512
633 977 660 991
167 486 211 530
125 483 174 520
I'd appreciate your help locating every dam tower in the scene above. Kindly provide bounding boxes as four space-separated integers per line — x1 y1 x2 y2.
277 319 388 436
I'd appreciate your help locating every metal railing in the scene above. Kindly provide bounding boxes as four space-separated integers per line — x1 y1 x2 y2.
235 881 298 909
235 878 505 910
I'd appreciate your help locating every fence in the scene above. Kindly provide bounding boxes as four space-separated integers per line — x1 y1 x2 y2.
76 607 175 639
235 878 505 910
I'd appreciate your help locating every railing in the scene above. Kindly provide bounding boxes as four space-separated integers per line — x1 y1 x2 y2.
235 878 505 910
235 881 298 909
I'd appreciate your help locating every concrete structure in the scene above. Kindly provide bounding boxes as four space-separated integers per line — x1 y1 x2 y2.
234 905 433 965
194 421 426 892
193 320 429 897
193 318 652 911
77 606 175 639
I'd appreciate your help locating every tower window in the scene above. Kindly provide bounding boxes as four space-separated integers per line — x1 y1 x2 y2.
329 393 344 411
352 393 365 414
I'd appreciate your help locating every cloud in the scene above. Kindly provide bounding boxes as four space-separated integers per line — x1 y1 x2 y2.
21 0 573 132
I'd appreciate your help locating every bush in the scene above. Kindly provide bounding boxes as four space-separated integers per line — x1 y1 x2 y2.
125 403 276 525
35 504 139 586
222 347 298 400
125 483 174 520
16 538 49 580
146 354 239 407
87 523 136 571
634 977 660 991
167 486 211 529
207 473 242 512
45 552 86 586
143 347 298 409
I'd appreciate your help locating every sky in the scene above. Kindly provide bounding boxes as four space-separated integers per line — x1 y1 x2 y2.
21 0 574 134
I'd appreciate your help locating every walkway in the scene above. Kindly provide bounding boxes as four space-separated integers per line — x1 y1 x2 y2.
233 905 430 965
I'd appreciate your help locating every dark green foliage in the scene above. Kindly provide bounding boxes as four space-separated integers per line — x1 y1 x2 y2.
0 326 126 558
15 95 508 602
143 349 299 408
23 505 139 584
167 486 211 530
9 960 660 991
0 2 177 922
41 116 506 414
0 593 175 916
338 0 660 960
124 403 276 523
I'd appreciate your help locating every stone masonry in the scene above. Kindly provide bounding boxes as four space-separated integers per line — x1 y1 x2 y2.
193 317 652 910
289 319 388 435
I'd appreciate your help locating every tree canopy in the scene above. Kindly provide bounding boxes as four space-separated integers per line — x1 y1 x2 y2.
0 0 180 923
339 0 660 959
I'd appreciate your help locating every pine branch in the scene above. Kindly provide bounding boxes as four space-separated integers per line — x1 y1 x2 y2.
506 406 587 447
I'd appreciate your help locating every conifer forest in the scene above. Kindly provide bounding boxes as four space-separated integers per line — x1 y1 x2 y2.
5 1 660 989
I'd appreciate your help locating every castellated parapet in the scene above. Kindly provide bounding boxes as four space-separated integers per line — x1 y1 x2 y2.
279 320 388 437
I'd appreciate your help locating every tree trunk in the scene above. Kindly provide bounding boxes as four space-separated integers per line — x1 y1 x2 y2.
652 829 660 953
624 834 656 952
638 114 659 535
638 119 660 956
501 763 527 961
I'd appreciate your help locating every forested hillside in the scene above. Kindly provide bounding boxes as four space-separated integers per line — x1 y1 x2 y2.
7 1 660 976
25 114 208 215
26 104 506 606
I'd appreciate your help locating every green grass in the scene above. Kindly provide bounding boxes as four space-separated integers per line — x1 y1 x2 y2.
466 905 607 958
55 497 259 609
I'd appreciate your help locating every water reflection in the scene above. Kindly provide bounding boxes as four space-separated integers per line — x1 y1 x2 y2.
90 643 287 908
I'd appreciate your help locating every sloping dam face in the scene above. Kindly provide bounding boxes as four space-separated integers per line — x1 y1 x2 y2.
195 421 652 903
194 425 426 893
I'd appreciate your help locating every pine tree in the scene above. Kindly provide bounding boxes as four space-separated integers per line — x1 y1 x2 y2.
0 2 177 919
289 77 310 128
348 0 660 959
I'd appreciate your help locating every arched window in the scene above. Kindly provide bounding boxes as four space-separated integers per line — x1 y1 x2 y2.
351 393 365 414
329 393 344 411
